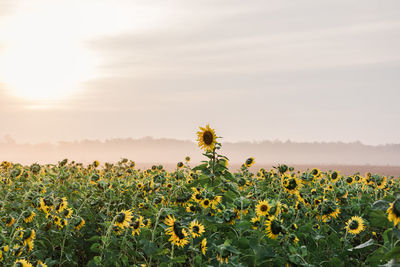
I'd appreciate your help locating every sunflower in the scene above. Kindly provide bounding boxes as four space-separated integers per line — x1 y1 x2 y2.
200 238 207 255
114 210 133 229
316 201 340 222
22 229 36 251
177 162 184 169
185 156 191 162
244 157 255 168
164 215 189 247
186 204 198 213
55 197 68 213
282 175 301 194
5 216 15 227
255 200 270 217
131 216 144 236
201 199 211 209
37 260 48 267
330 171 340 182
23 211 35 223
63 208 73 219
251 216 261 229
197 124 217 151
189 220 205 238
376 176 387 190
13 259 33 267
74 218 85 231
142 218 151 228
310 168 321 179
387 198 400 226
345 176 354 185
345 216 365 235
265 216 283 239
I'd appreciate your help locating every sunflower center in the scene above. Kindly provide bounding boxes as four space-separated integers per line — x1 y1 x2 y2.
116 213 126 223
346 177 353 183
203 131 214 145
332 172 338 179
245 158 253 165
260 204 268 212
173 222 185 239
287 179 298 190
204 200 209 206
132 221 140 229
348 220 359 230
192 226 200 233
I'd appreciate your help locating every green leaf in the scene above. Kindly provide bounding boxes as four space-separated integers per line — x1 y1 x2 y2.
90 243 101 253
368 210 391 228
383 246 400 261
348 239 374 251
371 200 390 211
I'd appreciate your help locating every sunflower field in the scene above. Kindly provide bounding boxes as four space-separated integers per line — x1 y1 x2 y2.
1 125 400 267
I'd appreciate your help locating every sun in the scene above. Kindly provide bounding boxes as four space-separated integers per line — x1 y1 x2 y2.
0 2 97 101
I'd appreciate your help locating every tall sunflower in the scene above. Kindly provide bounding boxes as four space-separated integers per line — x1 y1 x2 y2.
387 198 400 226
244 157 255 168
197 125 217 151
345 216 365 235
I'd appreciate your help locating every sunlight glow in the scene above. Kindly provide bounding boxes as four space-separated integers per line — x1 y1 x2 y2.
0 0 169 101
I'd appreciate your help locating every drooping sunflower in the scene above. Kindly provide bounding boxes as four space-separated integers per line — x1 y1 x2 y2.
22 229 36 251
13 259 33 267
345 216 365 235
255 200 270 217
176 162 184 169
251 216 261 229
23 211 35 223
5 216 15 227
74 218 85 231
316 201 340 222
55 197 68 213
200 238 207 255
387 198 400 226
376 176 387 190
114 210 133 229
164 215 189 248
131 216 144 236
142 218 151 228
244 157 255 168
265 216 283 239
63 208 73 219
282 175 301 194
189 220 205 238
197 124 217 151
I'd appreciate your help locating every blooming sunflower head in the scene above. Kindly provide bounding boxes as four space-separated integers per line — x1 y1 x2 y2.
345 216 365 235
197 124 217 152
189 220 205 238
255 200 270 217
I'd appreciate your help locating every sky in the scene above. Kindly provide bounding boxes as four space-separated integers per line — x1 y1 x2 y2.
0 0 399 145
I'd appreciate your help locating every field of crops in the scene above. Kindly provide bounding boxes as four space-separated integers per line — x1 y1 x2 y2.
1 125 400 266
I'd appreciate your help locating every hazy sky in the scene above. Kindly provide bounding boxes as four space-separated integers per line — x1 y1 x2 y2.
0 0 399 145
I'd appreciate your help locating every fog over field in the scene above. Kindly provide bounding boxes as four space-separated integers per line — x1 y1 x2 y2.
1 136 399 175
